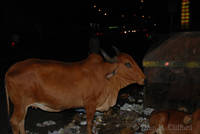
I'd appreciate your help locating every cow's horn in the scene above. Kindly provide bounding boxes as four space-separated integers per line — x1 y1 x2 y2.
100 49 117 63
112 46 120 55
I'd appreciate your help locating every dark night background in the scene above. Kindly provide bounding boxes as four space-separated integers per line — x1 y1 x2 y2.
0 1 90 62
0 0 200 133
0 0 199 63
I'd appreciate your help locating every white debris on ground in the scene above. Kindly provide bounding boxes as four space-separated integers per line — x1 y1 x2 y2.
48 121 81 134
143 107 155 116
120 103 144 113
26 130 39 134
136 117 149 132
27 88 155 134
119 102 154 133
36 120 56 127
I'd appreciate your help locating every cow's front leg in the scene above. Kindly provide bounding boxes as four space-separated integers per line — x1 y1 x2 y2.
85 104 96 134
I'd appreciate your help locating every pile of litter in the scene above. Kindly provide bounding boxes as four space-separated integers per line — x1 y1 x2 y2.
36 120 56 127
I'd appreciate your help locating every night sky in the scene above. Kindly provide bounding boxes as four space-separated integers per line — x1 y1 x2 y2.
0 0 200 63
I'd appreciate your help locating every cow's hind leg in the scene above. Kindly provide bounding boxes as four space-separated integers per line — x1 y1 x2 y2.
10 104 27 134
19 108 28 134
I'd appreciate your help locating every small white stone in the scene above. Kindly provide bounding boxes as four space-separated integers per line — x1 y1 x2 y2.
36 123 44 127
115 124 120 127
143 107 154 116
137 99 143 103
80 121 87 125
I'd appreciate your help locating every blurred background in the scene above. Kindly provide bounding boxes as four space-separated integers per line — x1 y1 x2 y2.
0 0 199 63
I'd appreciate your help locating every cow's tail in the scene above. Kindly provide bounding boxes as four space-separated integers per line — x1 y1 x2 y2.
5 86 10 117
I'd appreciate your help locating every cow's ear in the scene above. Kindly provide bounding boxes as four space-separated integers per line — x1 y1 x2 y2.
183 114 192 125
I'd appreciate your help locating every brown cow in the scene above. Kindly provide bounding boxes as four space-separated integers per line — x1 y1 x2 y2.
146 110 196 134
5 50 145 134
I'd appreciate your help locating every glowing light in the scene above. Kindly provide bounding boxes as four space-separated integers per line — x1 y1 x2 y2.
181 12 190 16
181 16 190 19
181 0 190 29
93 4 96 8
108 26 119 29
104 12 107 16
132 30 136 32
165 62 170 66
11 41 15 47
143 61 200 68
124 31 127 34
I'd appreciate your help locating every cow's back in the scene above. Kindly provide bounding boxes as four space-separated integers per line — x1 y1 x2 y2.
5 59 89 110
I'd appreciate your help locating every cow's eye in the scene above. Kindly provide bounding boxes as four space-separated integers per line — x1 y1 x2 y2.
125 62 132 68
